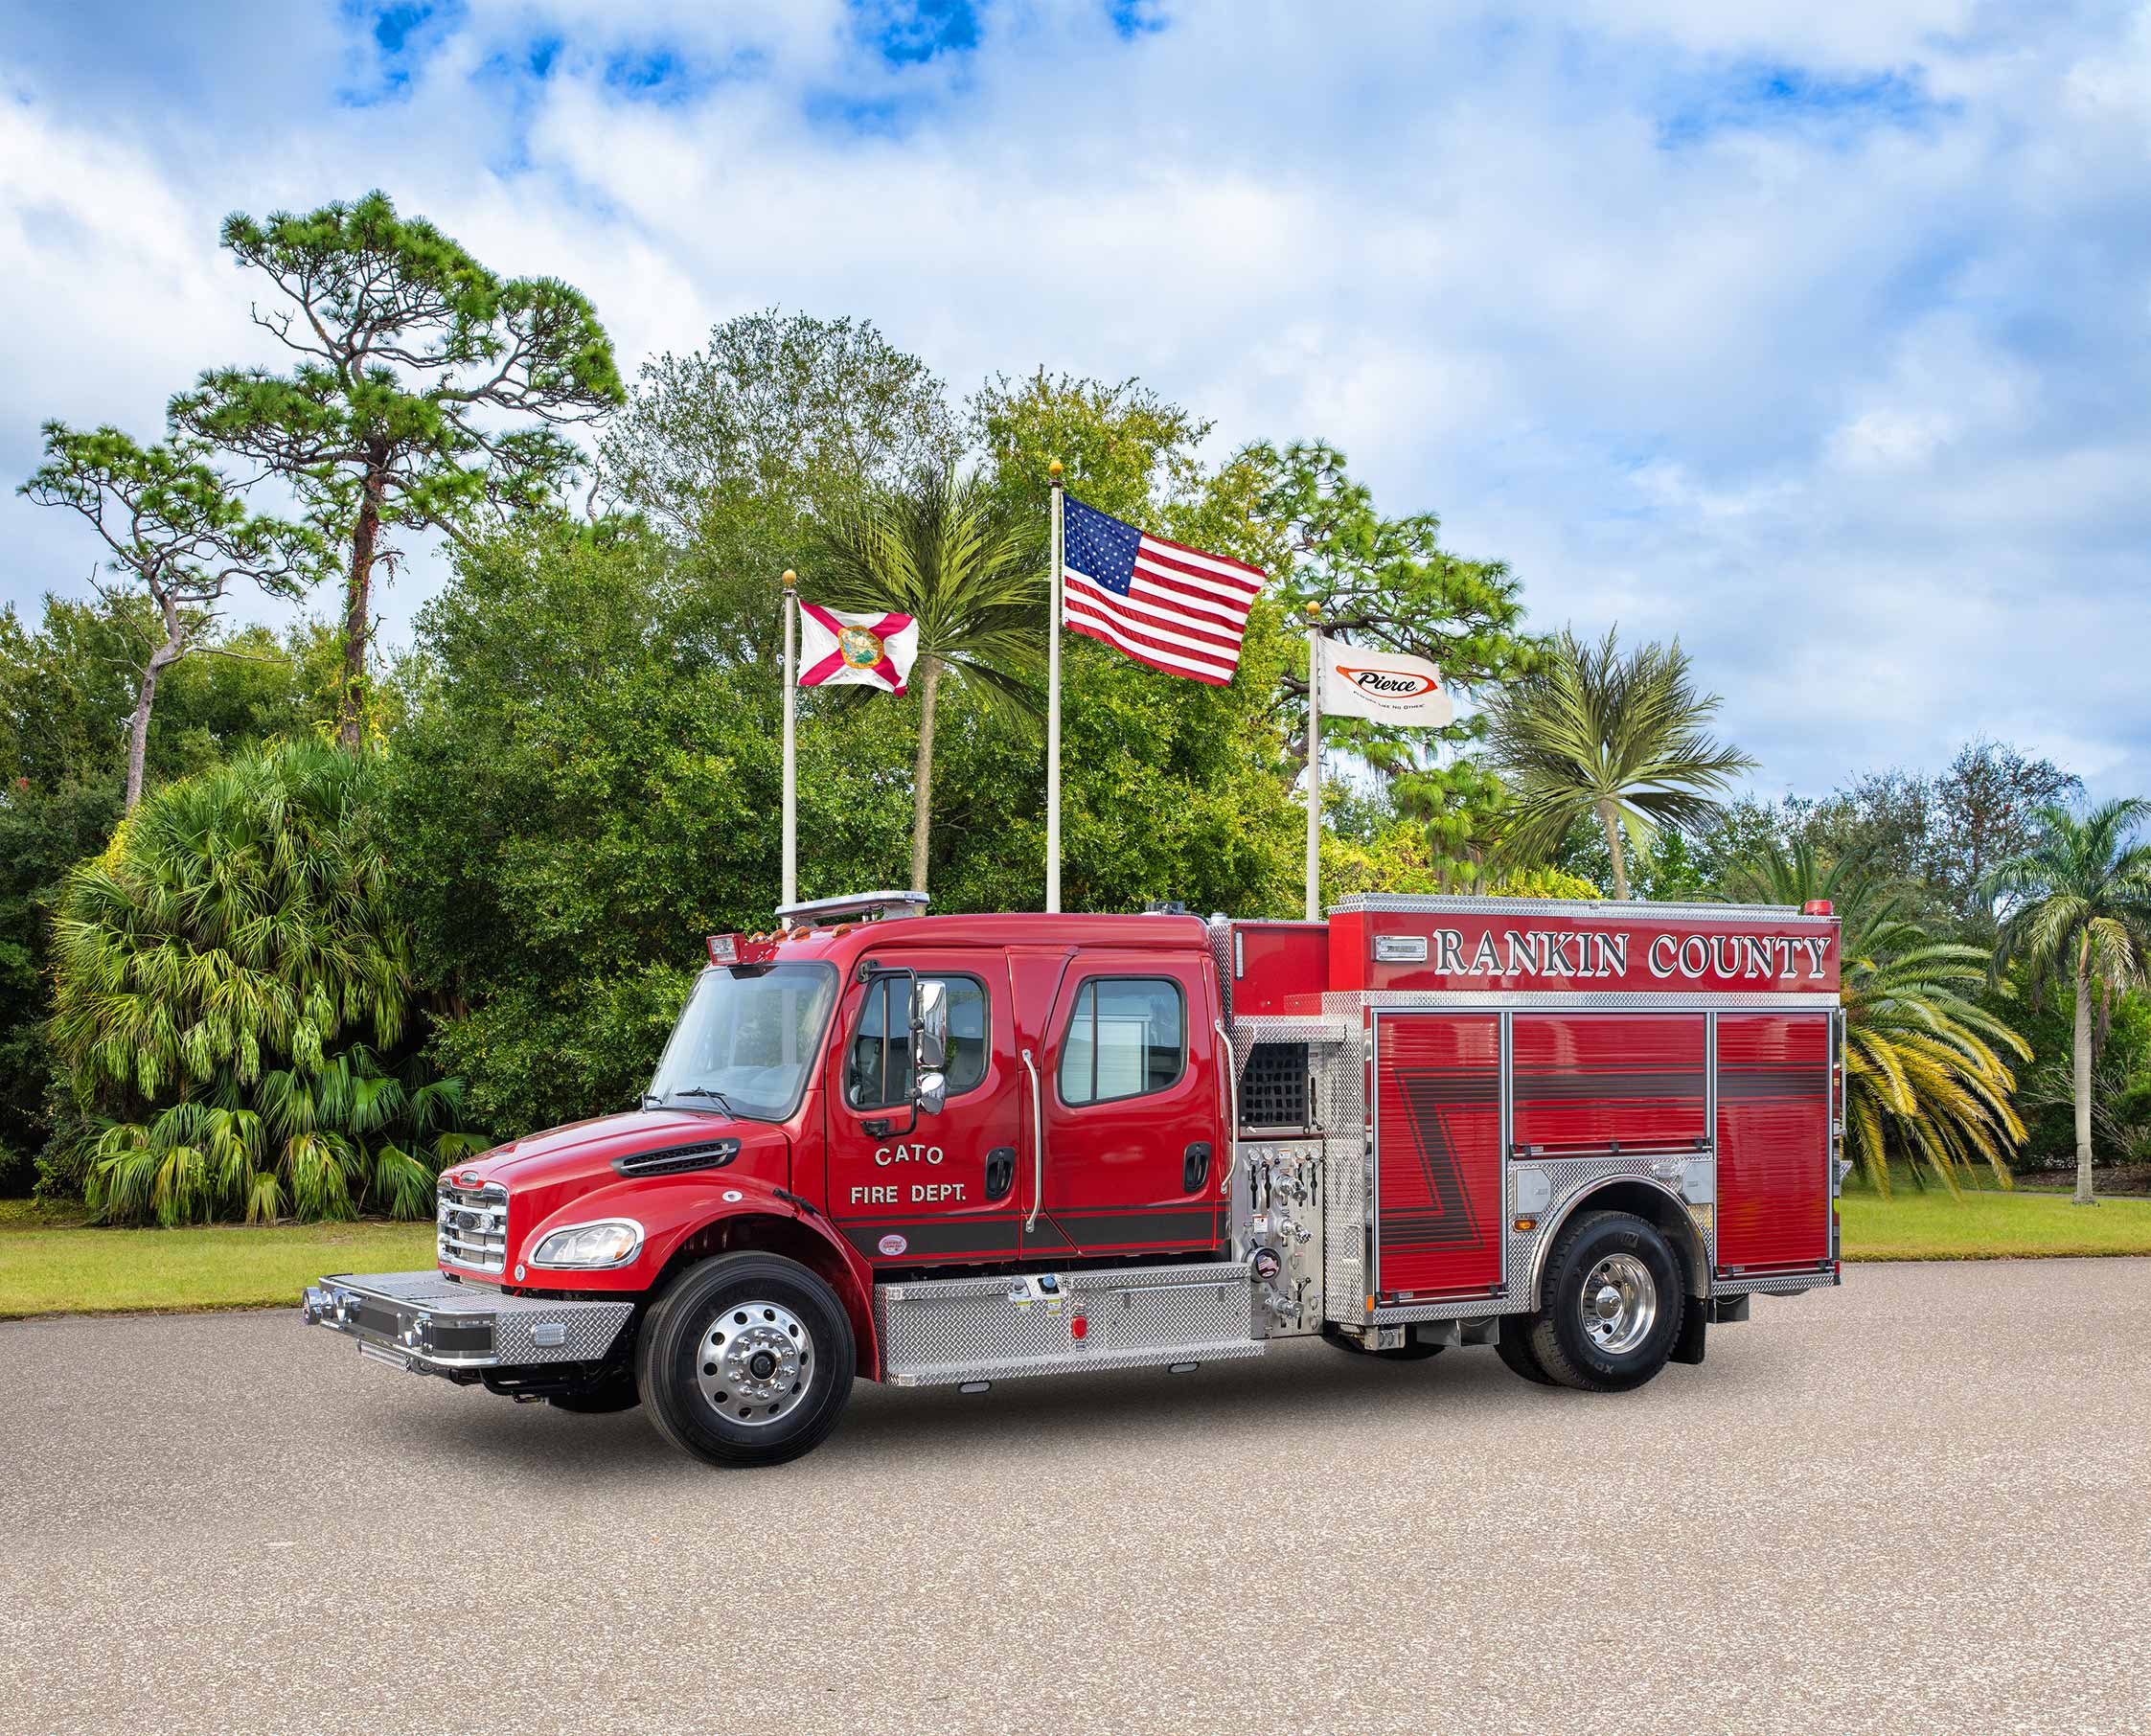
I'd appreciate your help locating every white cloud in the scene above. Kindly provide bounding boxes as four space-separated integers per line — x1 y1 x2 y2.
1 0 2148 806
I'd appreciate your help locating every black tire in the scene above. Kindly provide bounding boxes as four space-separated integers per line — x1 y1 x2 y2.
1321 1325 1444 1360
1527 1210 1683 1394
1494 1316 1557 1385
635 1251 856 1468
548 1372 641 1414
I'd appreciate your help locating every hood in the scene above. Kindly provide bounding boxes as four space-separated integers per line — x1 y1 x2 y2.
446 1108 789 1196
441 1108 793 1283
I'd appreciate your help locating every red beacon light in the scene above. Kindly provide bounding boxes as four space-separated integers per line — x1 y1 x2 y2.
706 934 741 966
1801 901 1834 916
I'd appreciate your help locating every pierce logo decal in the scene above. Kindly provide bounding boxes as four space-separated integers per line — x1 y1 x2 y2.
1336 665 1440 698
877 1232 909 1257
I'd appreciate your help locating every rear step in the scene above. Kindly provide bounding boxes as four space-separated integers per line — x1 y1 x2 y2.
876 1262 1263 1388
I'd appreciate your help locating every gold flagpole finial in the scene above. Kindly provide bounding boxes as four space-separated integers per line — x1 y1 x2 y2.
782 569 796 589
1306 602 1321 621
1047 458 1063 481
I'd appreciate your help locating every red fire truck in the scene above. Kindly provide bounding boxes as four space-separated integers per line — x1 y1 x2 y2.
303 889 1845 1467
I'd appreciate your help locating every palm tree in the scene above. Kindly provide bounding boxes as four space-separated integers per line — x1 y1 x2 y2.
1984 800 2151 1205
49 740 487 1223
1726 839 2027 1195
812 468 1044 894
1483 627 1754 899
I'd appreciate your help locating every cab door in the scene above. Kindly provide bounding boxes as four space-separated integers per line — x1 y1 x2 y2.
822 951 1023 1268
1028 949 1224 1258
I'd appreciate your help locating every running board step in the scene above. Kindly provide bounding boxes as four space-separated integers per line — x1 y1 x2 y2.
876 1261 1263 1388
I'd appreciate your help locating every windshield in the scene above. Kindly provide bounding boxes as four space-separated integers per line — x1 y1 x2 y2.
648 964 838 1122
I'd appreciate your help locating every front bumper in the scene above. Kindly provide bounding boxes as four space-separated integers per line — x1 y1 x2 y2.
301 1269 635 1377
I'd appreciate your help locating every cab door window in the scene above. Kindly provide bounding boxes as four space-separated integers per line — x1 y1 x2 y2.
844 974 989 1109
1058 978 1185 1106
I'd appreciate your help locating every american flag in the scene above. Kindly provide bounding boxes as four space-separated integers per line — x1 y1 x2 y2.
1061 493 1264 686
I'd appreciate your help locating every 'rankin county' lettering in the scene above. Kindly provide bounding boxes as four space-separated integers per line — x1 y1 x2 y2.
1424 927 1829 981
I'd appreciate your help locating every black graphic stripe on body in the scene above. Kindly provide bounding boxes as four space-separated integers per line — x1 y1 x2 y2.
1718 1062 1829 1102
1388 1068 1492 1252
1512 1071 1706 1102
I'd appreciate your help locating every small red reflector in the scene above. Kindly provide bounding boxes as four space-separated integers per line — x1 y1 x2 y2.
1070 1313 1087 1339
1801 900 1833 916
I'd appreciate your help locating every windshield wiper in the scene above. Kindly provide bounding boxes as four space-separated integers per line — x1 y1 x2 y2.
665 1085 737 1114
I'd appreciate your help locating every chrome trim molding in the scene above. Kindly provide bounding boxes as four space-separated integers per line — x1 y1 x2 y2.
1327 893 1823 922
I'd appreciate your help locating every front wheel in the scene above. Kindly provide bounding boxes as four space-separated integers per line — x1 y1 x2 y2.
636 1251 856 1467
1526 1210 1683 1394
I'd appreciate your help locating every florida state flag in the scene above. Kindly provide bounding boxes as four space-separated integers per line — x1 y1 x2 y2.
797 605 920 695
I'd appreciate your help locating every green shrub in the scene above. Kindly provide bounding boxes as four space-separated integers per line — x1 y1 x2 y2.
48 741 485 1223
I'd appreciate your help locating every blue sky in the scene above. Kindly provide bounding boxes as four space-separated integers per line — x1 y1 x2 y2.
3 0 2148 801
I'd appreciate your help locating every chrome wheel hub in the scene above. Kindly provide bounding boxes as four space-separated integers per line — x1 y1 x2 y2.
697 1300 813 1427
1580 1253 1657 1356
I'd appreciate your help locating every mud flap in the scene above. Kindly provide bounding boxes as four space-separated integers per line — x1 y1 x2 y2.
1670 1300 1707 1365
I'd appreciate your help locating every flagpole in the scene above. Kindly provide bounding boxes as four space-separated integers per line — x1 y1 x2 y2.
1045 459 1064 914
1304 602 1322 923
781 569 798 918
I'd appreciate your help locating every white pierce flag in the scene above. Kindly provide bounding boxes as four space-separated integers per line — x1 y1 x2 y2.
1316 637 1454 727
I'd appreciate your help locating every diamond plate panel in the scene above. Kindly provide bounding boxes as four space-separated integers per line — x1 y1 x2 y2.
1319 1025 1368 1322
320 1269 633 1366
1716 1268 1836 1296
494 1303 634 1364
877 1262 1260 1386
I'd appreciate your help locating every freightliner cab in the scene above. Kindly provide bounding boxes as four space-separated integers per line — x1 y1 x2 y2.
303 889 1846 1467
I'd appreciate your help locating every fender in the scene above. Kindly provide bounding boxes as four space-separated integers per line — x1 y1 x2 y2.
517 1170 881 1376
1522 1175 1708 1312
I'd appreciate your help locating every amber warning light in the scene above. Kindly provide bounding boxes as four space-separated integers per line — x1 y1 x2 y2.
706 934 740 966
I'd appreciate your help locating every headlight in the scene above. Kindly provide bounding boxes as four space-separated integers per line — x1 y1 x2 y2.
528 1219 645 1269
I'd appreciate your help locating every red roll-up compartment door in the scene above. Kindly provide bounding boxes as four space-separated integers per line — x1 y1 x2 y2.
1511 1013 1707 1153
1372 1013 1502 1299
1715 1013 1833 1273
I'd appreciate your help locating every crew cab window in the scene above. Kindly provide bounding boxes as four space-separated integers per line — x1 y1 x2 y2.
1058 977 1184 1106
845 974 989 1110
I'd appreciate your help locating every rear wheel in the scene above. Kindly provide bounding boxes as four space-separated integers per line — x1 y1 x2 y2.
1494 1317 1556 1385
636 1251 856 1467
1527 1210 1682 1394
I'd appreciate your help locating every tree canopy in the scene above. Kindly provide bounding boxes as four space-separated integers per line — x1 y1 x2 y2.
19 422 321 808
171 190 624 747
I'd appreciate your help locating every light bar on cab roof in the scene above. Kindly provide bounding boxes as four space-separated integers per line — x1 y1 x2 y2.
706 934 740 966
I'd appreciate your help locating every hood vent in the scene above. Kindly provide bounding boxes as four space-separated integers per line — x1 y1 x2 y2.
612 1139 742 1178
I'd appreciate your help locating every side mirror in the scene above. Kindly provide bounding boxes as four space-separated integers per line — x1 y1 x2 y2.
915 1070 947 1116
912 978 949 1074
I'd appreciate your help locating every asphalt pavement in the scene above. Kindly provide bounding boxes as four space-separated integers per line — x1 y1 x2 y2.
4 1258 2147 1736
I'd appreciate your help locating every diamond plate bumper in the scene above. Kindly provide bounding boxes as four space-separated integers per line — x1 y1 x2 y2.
300 1269 634 1376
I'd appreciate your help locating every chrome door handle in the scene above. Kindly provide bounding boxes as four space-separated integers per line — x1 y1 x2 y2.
1212 1019 1238 1193
1020 1048 1043 1232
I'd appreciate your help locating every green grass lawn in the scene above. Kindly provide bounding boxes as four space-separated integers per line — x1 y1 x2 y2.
4 1183 2151 1318
0 1200 434 1318
1840 1186 2151 1261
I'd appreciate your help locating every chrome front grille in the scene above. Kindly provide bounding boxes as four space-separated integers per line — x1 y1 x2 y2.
437 1181 509 1273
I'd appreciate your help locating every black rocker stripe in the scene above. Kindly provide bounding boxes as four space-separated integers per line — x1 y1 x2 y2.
840 1206 1216 1261
1019 1206 1219 1251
